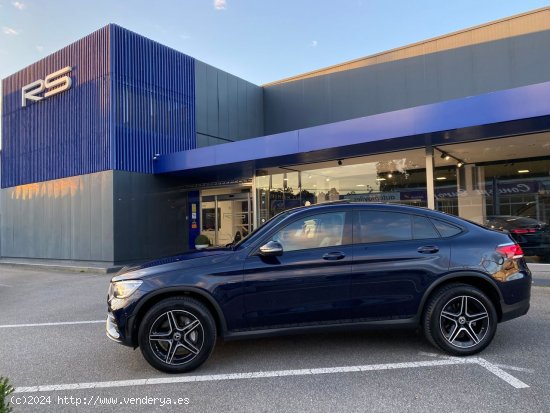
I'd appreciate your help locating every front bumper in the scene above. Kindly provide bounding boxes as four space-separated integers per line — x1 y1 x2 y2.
106 313 122 343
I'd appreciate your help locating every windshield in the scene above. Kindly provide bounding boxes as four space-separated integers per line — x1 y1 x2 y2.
233 210 292 250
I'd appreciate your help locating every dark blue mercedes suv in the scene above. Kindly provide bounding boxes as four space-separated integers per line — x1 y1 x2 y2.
106 202 531 373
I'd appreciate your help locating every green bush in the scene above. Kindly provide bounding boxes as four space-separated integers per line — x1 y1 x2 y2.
0 377 14 413
194 234 211 246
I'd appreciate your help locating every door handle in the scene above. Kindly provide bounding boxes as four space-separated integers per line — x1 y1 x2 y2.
417 246 439 254
322 252 346 260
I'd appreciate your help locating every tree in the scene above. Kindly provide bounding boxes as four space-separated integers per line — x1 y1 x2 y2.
0 377 14 413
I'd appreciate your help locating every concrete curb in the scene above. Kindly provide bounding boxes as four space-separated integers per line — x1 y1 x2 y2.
0 262 122 275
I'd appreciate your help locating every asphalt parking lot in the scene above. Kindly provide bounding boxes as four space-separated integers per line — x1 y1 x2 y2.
1 266 549 412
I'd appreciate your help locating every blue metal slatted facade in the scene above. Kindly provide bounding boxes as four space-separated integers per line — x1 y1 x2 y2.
1 27 111 188
1 24 196 188
110 25 196 173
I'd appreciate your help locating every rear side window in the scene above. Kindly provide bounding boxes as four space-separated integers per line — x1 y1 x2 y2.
431 219 462 237
413 216 440 239
355 211 412 243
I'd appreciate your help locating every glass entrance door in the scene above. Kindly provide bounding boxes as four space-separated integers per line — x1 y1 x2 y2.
200 192 252 247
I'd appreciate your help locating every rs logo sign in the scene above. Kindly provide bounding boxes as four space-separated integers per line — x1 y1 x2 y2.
21 66 73 107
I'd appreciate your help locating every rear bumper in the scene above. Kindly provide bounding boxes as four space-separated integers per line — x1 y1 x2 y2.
500 297 530 322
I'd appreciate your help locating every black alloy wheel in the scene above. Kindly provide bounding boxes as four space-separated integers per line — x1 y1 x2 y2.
138 297 216 373
423 283 497 356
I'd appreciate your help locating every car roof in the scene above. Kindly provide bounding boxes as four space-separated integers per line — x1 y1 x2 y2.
289 202 494 233
284 201 466 222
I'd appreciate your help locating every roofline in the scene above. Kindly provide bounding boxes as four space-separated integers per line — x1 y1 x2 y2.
262 6 550 87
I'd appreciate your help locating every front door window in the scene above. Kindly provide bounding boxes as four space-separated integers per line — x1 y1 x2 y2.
272 212 347 251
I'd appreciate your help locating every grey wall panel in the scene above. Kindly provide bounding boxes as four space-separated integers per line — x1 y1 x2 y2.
206 64 220 138
218 72 229 139
264 30 550 135
70 181 81 259
349 63 378 119
90 175 102 260
414 49 441 106
302 76 330 127
113 171 189 263
196 133 210 148
194 61 208 143
101 172 114 260
437 47 474 102
510 30 550 87
329 70 351 123
471 36 512 94
237 80 247 139
227 76 239 139
252 82 264 138
0 171 114 261
196 133 230 148
377 57 408 114
194 60 263 145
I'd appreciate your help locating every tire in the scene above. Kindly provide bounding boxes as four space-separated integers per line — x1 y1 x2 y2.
423 283 497 356
138 297 217 373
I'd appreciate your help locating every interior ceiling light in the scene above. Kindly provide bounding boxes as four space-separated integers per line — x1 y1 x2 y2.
356 184 366 187
376 178 386 181
436 147 465 168
518 170 530 173
436 177 447 180
387 173 393 178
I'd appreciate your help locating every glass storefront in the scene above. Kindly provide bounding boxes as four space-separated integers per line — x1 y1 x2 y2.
255 134 550 262
200 188 252 247
256 149 427 225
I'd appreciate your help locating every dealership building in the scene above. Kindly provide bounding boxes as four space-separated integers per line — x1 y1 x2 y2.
1 7 550 265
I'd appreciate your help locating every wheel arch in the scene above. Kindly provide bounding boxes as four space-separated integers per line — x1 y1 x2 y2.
418 272 504 323
129 287 228 347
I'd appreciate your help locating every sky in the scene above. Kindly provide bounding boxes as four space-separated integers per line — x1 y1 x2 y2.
1 0 550 86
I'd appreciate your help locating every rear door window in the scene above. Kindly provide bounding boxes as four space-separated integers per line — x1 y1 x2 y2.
354 211 412 244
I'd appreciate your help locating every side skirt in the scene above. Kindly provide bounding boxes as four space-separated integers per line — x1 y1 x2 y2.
223 317 419 341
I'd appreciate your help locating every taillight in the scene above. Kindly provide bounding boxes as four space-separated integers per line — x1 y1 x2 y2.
510 228 537 234
496 243 524 259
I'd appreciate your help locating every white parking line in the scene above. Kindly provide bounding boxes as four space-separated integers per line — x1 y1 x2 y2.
13 357 528 393
418 351 535 374
492 364 534 373
475 358 530 389
0 320 104 329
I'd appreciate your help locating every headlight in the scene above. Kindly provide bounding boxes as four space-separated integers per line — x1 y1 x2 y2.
111 280 143 299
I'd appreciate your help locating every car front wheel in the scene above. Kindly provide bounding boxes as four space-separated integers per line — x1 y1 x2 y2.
423 283 497 356
138 297 216 373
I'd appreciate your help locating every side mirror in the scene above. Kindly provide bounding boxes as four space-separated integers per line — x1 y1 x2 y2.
259 241 283 257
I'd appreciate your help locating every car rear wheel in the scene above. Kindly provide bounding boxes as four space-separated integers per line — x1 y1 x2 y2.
138 297 216 373
423 283 497 356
